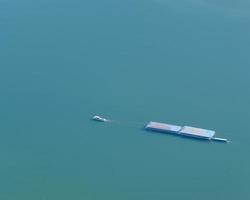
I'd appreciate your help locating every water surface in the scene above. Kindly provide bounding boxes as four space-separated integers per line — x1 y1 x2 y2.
1 0 250 199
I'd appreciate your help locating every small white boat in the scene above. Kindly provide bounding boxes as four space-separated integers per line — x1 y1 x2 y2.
92 115 108 122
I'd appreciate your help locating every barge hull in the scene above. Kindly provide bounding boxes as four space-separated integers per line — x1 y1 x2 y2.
145 121 182 134
145 121 218 141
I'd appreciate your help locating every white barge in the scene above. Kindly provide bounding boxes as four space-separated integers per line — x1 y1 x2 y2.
145 121 228 142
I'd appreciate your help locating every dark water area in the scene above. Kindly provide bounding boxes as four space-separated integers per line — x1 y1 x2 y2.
0 0 250 199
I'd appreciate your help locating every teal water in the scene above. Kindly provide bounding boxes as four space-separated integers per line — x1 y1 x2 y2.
1 0 250 199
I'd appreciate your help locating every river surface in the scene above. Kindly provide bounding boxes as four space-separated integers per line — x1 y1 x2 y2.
1 0 250 199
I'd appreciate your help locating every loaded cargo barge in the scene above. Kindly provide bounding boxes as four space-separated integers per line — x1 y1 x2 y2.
145 121 228 143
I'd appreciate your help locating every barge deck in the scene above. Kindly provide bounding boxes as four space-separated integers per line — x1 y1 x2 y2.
145 121 228 142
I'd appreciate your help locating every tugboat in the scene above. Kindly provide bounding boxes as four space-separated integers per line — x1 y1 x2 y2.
92 115 109 122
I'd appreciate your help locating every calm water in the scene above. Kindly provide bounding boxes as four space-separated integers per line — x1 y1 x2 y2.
1 0 250 199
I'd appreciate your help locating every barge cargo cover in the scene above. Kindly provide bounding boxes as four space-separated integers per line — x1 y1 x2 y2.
145 121 225 141
145 121 182 134
180 126 215 139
